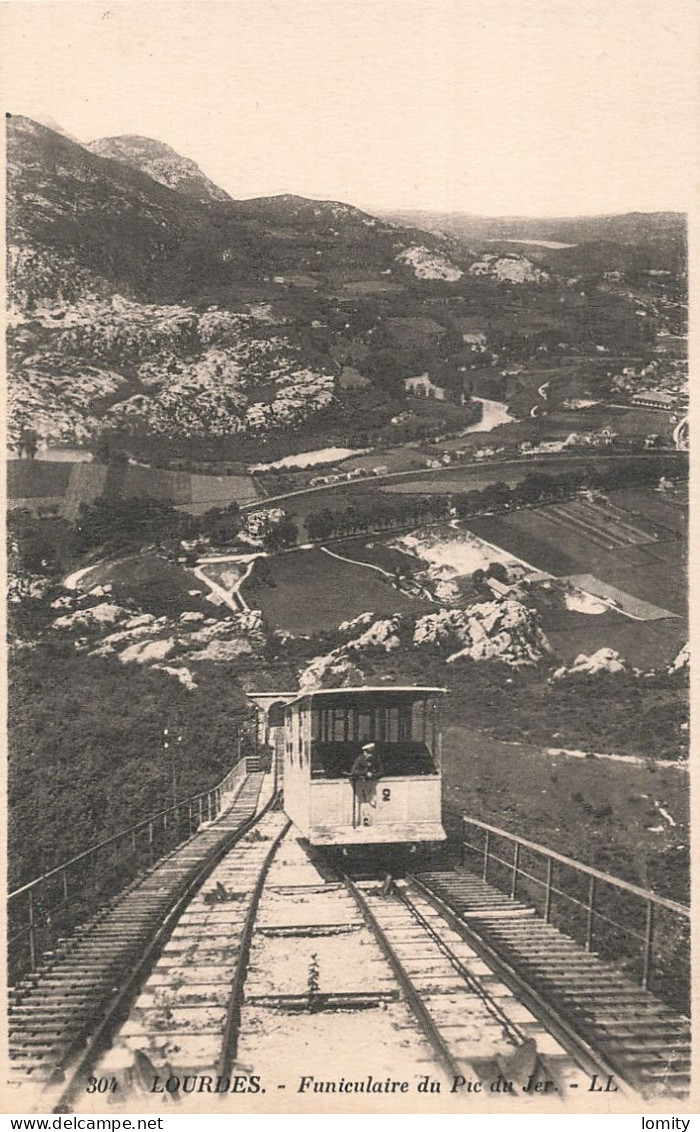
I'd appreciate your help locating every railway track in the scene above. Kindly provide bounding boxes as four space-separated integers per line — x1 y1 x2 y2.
7 772 268 1111
411 868 691 1100
10 808 688 1112
79 815 438 1108
83 827 606 1111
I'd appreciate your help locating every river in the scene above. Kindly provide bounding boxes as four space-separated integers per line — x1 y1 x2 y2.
460 396 516 435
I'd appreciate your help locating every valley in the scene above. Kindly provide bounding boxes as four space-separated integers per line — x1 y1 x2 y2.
6 114 689 912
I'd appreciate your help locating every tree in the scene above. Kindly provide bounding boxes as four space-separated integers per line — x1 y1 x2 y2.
514 472 554 506
19 428 38 459
487 561 509 584
480 482 512 511
453 490 485 519
199 501 241 544
75 495 196 552
307 510 336 541
264 515 298 551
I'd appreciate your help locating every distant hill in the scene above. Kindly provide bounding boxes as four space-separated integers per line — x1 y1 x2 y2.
379 210 687 271
86 134 232 204
7 114 460 304
6 114 472 453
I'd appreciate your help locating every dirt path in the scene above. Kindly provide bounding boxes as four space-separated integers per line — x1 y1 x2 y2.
195 553 265 613
319 544 393 578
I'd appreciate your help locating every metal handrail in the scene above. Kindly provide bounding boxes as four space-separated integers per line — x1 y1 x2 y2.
9 756 249 902
461 816 690 1004
7 756 251 981
462 816 689 917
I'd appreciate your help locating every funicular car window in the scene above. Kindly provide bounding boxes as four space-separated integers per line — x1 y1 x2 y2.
308 694 439 778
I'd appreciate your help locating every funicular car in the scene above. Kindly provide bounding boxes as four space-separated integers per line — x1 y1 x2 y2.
282 686 447 845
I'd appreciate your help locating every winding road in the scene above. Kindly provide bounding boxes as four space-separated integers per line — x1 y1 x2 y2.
241 451 684 514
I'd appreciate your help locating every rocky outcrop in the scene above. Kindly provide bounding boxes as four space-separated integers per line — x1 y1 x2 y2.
8 293 335 445
669 644 689 674
298 656 366 692
468 254 549 284
396 246 463 281
298 614 402 689
414 600 551 666
47 587 267 685
553 648 629 679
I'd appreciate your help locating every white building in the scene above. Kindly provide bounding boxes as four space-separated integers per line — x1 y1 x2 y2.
405 373 447 400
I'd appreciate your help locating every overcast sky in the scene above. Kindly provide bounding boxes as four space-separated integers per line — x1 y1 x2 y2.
2 0 697 215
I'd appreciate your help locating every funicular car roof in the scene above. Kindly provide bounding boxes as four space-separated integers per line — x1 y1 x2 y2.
287 686 448 709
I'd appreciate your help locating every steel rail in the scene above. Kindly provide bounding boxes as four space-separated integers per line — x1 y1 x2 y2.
216 818 292 1083
407 871 645 1100
341 873 465 1082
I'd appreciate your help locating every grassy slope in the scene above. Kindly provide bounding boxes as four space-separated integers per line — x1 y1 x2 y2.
442 724 689 903
73 552 221 618
243 547 430 633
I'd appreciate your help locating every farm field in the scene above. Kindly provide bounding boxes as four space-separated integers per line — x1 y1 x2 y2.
541 608 687 669
241 546 430 633
187 472 260 511
562 574 676 620
464 514 578 576
123 466 260 513
442 724 689 903
531 581 686 667
609 486 688 536
336 447 427 474
376 454 670 497
7 459 260 517
464 486 687 664
8 460 73 497
382 473 525 495
466 490 686 616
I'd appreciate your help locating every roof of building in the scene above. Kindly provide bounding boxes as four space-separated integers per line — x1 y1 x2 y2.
633 390 676 403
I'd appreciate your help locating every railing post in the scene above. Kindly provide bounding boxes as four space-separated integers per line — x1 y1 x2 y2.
511 841 520 899
148 821 154 864
483 830 491 882
27 889 36 973
459 818 465 867
585 876 597 951
207 792 213 822
642 900 655 989
544 857 553 923
198 797 203 827
132 829 137 855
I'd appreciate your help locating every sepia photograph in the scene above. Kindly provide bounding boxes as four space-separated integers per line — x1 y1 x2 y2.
1 0 695 1117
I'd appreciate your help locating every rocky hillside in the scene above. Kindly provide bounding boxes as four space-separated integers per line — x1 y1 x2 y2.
86 135 232 203
7 114 679 455
6 115 474 451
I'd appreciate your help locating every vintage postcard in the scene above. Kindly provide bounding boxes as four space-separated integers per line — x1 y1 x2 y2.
1 0 695 1118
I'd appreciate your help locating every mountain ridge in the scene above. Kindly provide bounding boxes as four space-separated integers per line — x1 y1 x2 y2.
86 133 233 204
